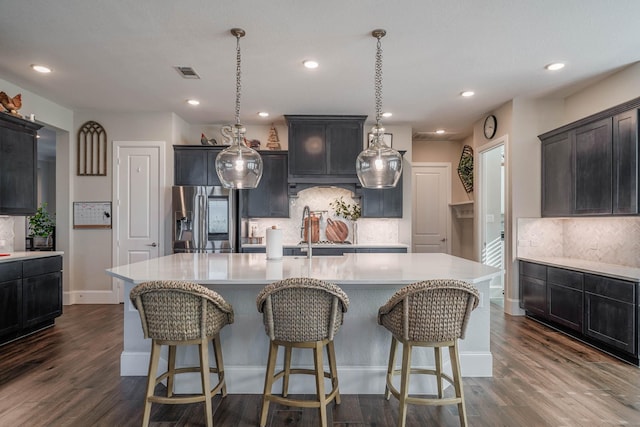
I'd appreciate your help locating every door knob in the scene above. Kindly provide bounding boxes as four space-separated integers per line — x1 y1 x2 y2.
440 238 446 242
147 242 157 247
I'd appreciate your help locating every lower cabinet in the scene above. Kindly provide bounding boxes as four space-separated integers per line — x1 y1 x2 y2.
584 274 636 354
519 260 639 362
520 261 547 317
0 255 63 345
242 246 407 256
547 267 583 332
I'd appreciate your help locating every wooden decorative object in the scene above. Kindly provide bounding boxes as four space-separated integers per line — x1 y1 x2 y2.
266 124 281 150
77 121 107 176
457 145 474 193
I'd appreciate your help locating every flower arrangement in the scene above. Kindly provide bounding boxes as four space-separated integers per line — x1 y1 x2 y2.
330 196 361 222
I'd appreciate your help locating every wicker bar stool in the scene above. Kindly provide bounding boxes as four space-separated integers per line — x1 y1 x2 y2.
378 279 480 427
130 280 234 427
256 277 350 427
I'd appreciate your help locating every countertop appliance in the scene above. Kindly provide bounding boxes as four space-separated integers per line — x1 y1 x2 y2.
172 186 237 253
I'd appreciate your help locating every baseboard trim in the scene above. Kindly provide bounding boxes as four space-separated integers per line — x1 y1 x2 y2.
65 290 118 305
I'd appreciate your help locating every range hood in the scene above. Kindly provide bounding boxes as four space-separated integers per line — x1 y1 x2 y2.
285 115 366 197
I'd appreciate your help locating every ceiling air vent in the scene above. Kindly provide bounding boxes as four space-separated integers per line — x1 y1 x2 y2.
175 66 200 79
412 131 466 141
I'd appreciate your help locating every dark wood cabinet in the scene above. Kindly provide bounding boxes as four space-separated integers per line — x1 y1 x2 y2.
0 114 42 215
573 118 613 215
241 151 289 218
0 262 22 337
519 259 639 362
542 132 573 217
242 246 407 255
520 261 547 317
285 115 366 187
174 146 223 186
547 267 583 332
584 274 636 355
360 176 403 218
613 109 639 214
540 99 640 217
0 255 63 345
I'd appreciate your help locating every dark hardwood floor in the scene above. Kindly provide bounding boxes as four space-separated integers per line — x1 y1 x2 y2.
1 303 640 426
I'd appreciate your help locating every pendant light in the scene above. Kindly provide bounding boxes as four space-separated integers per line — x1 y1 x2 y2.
215 28 263 189
356 29 403 189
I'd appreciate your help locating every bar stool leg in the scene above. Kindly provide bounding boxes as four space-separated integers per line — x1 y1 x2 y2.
143 340 162 427
327 340 340 405
434 346 443 399
385 336 398 400
212 333 227 397
260 341 278 427
167 345 176 398
398 341 412 427
450 342 467 427
198 339 213 427
283 345 292 397
313 341 328 427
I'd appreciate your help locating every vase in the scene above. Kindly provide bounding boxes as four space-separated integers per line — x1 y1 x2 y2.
33 236 51 248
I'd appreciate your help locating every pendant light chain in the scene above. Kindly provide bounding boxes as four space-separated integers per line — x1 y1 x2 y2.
235 33 242 125
375 34 383 125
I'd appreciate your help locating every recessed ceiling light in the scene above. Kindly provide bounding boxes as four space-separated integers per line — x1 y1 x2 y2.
258 112 269 117
31 64 51 73
187 99 200 106
545 62 565 71
303 60 319 69
460 91 475 97
435 129 446 134
382 112 392 118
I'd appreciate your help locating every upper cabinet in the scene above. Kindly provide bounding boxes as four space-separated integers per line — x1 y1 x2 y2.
0 114 42 215
285 115 366 187
174 145 222 186
539 99 640 217
241 151 289 218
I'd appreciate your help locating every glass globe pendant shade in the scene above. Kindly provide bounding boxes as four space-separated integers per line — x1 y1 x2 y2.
215 123 263 189
356 125 403 188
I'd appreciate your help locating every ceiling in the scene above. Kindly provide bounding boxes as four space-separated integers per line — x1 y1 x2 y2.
1 1 639 140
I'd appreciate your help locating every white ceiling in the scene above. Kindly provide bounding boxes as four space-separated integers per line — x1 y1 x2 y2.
1 1 639 140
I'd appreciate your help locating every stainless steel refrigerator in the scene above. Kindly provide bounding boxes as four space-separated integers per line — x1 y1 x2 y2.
172 186 237 253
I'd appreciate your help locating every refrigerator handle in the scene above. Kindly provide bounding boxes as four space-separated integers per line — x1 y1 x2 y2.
198 194 207 250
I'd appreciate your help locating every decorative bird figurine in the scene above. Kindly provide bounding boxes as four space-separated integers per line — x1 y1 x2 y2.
0 92 23 117
200 133 217 146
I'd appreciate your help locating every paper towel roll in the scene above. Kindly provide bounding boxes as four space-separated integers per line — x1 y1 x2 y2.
265 226 283 260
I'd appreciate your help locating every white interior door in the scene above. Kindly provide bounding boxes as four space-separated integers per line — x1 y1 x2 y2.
411 163 451 253
112 141 165 302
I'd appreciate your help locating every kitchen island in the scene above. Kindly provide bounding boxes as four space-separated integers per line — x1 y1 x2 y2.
107 252 501 394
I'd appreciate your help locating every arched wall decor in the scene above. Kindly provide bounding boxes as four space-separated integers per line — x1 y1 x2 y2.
457 144 474 193
77 121 107 176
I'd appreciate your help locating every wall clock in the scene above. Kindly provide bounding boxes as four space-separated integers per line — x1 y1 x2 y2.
483 114 497 139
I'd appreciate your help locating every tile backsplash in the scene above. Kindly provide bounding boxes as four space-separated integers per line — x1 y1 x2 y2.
0 216 15 252
245 186 399 245
518 217 640 268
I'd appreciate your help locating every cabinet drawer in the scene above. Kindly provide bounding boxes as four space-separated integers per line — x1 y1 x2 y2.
547 267 583 290
520 261 546 280
0 261 22 281
22 256 63 278
584 274 635 304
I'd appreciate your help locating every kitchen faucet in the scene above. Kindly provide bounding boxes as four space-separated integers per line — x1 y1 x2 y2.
301 205 312 259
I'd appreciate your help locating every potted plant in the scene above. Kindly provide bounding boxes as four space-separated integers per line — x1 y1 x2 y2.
28 202 56 248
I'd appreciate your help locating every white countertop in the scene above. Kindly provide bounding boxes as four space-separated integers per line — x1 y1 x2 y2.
107 252 501 286
518 256 640 282
0 251 64 263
